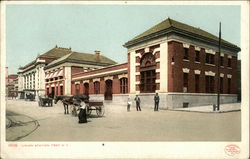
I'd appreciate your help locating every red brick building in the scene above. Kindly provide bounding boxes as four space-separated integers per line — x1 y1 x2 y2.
64 18 240 108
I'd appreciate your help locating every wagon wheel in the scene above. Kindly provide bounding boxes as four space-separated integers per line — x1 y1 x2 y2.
86 106 92 116
96 106 105 117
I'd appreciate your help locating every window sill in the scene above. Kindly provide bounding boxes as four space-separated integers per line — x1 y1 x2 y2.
205 63 216 66
220 66 224 68
195 61 200 64
183 59 189 62
227 67 232 69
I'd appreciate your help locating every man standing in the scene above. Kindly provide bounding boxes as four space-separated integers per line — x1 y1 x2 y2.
154 93 160 111
134 95 141 111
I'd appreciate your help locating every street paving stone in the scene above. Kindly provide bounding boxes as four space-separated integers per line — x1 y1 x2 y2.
6 99 241 141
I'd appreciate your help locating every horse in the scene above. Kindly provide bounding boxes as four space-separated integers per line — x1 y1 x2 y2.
54 94 89 115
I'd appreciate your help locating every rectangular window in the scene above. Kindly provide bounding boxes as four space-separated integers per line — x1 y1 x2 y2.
183 73 188 92
183 48 189 60
205 53 215 64
205 76 215 93
220 77 223 93
120 78 128 94
195 51 200 62
195 75 200 93
220 56 224 66
228 58 231 67
228 78 231 94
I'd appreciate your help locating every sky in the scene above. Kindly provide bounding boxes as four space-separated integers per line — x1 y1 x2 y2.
6 4 241 74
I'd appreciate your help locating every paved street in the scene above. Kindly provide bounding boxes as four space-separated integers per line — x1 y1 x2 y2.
6 99 241 141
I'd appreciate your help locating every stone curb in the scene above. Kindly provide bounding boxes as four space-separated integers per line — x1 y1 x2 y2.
168 109 241 113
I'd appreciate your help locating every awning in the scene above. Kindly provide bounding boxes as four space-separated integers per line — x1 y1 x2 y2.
48 72 54 79
52 71 59 78
57 70 63 77
45 74 50 79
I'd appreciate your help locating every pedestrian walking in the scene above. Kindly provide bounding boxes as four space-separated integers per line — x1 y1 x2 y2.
154 93 160 111
134 95 141 111
127 96 132 112
78 101 87 124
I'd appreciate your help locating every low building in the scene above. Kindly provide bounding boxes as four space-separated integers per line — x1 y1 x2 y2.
72 63 128 104
44 50 116 97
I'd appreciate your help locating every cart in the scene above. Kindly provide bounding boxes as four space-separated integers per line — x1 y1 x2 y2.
86 101 105 117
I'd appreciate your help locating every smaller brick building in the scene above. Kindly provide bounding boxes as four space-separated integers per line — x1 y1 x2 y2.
71 63 128 103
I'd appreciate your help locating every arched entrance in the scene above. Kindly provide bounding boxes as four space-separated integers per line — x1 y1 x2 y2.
105 80 112 100
140 53 156 93
83 83 89 96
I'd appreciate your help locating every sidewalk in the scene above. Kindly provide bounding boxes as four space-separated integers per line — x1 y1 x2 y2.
170 103 241 113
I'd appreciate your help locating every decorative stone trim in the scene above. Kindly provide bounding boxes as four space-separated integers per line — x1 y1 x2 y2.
182 68 190 73
51 84 55 87
183 43 189 48
135 54 142 58
135 63 140 66
145 47 149 53
227 74 232 78
220 53 224 57
220 73 224 77
228 55 232 58
205 63 216 67
194 70 201 74
46 85 49 88
155 58 160 62
74 81 80 84
83 80 89 84
195 46 201 51
205 49 216 55
153 48 160 55
118 74 128 79
205 71 215 76
104 76 113 81
156 69 160 73
135 72 140 76
93 78 100 82
60 83 63 86
135 81 140 85
155 79 160 83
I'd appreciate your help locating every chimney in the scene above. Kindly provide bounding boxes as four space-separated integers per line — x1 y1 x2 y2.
95 50 100 61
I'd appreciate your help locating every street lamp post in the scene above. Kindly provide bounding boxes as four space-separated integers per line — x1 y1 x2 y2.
217 22 221 111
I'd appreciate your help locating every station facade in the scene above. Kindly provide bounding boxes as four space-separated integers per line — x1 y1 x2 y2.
71 18 240 108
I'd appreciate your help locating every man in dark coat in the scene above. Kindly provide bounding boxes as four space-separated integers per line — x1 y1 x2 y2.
134 95 141 111
154 93 160 111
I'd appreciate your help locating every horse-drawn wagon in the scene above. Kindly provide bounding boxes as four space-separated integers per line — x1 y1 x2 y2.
38 96 53 107
54 95 105 117
86 101 105 117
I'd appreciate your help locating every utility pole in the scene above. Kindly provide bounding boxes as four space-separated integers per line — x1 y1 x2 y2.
217 22 221 111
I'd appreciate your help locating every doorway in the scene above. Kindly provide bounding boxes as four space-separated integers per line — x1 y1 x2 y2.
105 80 112 100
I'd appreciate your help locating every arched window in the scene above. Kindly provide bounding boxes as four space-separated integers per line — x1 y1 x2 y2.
140 53 156 93
94 81 100 94
120 78 128 94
